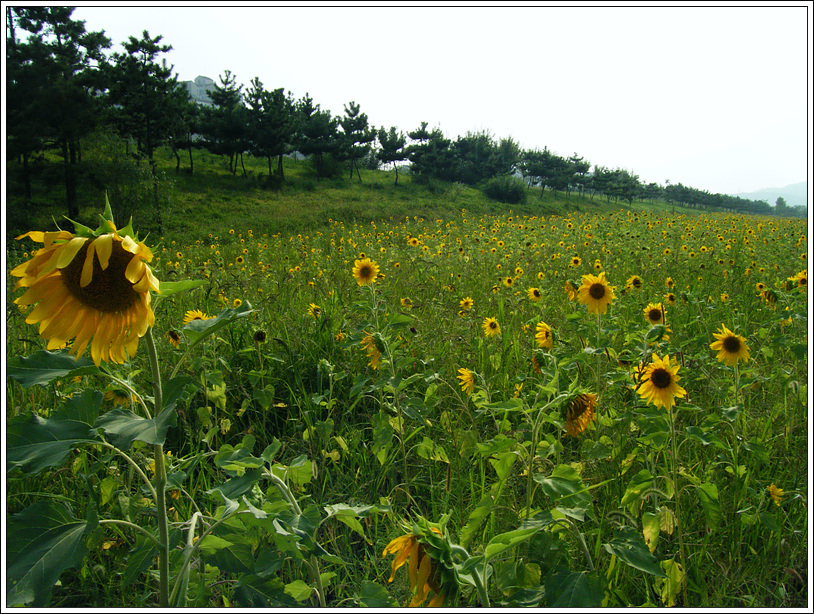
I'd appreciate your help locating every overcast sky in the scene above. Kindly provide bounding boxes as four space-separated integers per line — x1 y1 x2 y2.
65 2 812 196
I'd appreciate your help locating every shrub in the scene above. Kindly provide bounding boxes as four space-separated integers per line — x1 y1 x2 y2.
483 175 527 205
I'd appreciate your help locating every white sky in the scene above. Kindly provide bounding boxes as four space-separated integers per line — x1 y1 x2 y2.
46 2 814 195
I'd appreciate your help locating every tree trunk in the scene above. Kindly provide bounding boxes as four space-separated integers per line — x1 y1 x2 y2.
21 151 32 201
277 154 284 180
187 142 194 175
240 152 247 178
393 162 399 186
151 160 163 235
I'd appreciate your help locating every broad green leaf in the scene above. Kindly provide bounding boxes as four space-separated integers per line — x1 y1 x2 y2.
7 391 102 474
655 559 686 607
207 468 264 501
157 279 206 297
460 492 496 549
483 526 541 561
284 579 314 602
6 501 97 607
358 580 399 607
95 405 176 448
545 569 603 607
489 450 517 482
620 468 655 510
697 482 722 530
685 426 731 451
271 455 313 488
642 511 661 553
198 534 254 574
602 526 667 577
161 375 198 414
233 576 297 607
182 302 255 346
6 350 100 387
416 436 450 463
215 436 264 475
533 464 591 509
323 503 389 544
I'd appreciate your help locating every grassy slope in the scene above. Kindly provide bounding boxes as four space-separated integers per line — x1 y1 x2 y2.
4 145 700 244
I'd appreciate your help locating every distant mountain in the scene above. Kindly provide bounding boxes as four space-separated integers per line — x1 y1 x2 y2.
731 182 807 208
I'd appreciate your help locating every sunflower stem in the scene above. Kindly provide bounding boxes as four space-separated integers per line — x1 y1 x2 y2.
668 405 689 607
144 328 170 608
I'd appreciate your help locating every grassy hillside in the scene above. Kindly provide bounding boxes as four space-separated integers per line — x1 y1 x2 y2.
4 139 697 244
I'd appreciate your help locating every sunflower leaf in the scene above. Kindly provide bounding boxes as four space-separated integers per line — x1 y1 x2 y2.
6 350 101 388
602 526 667 577
183 302 256 346
158 279 207 297
7 393 102 475
545 569 604 607
6 500 97 607
95 406 176 448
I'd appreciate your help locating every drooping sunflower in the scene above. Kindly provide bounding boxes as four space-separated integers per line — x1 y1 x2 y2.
576 272 616 315
709 325 750 366
564 280 578 301
535 321 553 349
482 317 501 337
382 522 456 607
183 309 213 324
563 393 597 437
11 220 159 366
636 353 687 410
165 329 182 348
643 302 665 326
352 257 380 286
361 333 382 369
400 297 413 310
527 287 542 302
767 483 784 507
457 368 475 395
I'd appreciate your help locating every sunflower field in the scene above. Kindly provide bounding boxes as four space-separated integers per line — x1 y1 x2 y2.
5 202 809 608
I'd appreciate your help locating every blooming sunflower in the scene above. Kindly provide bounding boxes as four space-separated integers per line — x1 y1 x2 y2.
11 218 159 366
625 275 643 291
636 353 687 410
482 317 501 337
459 297 474 311
563 393 597 437
352 257 380 286
709 325 750 366
457 368 475 395
183 309 213 324
643 302 665 326
535 321 553 349
788 270 807 290
527 287 542 302
382 524 454 607
564 280 578 301
576 272 616 315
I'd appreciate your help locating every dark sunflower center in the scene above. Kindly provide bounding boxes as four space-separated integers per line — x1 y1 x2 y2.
800 278 807 286
61 239 139 313
632 278 642 288
359 265 372 277
723 336 741 353
489 321 498 329
589 283 606 300
650 367 672 389
648 309 662 322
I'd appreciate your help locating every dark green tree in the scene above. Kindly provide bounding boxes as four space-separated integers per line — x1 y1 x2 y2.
245 77 296 183
775 196 789 216
198 70 249 176
376 126 407 185
338 101 375 181
295 94 339 180
407 123 455 188
6 6 110 217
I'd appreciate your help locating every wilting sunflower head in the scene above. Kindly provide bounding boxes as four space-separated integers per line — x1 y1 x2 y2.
457 367 476 395
636 353 687 411
11 205 159 366
353 257 380 286
382 517 457 607
563 392 597 437
710 325 750 367
577 272 616 315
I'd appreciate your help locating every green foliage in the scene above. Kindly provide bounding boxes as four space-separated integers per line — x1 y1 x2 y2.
483 175 528 204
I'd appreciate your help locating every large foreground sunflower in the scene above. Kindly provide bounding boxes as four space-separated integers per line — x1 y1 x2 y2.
576 272 616 315
11 219 159 366
636 353 687 410
709 325 750 366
